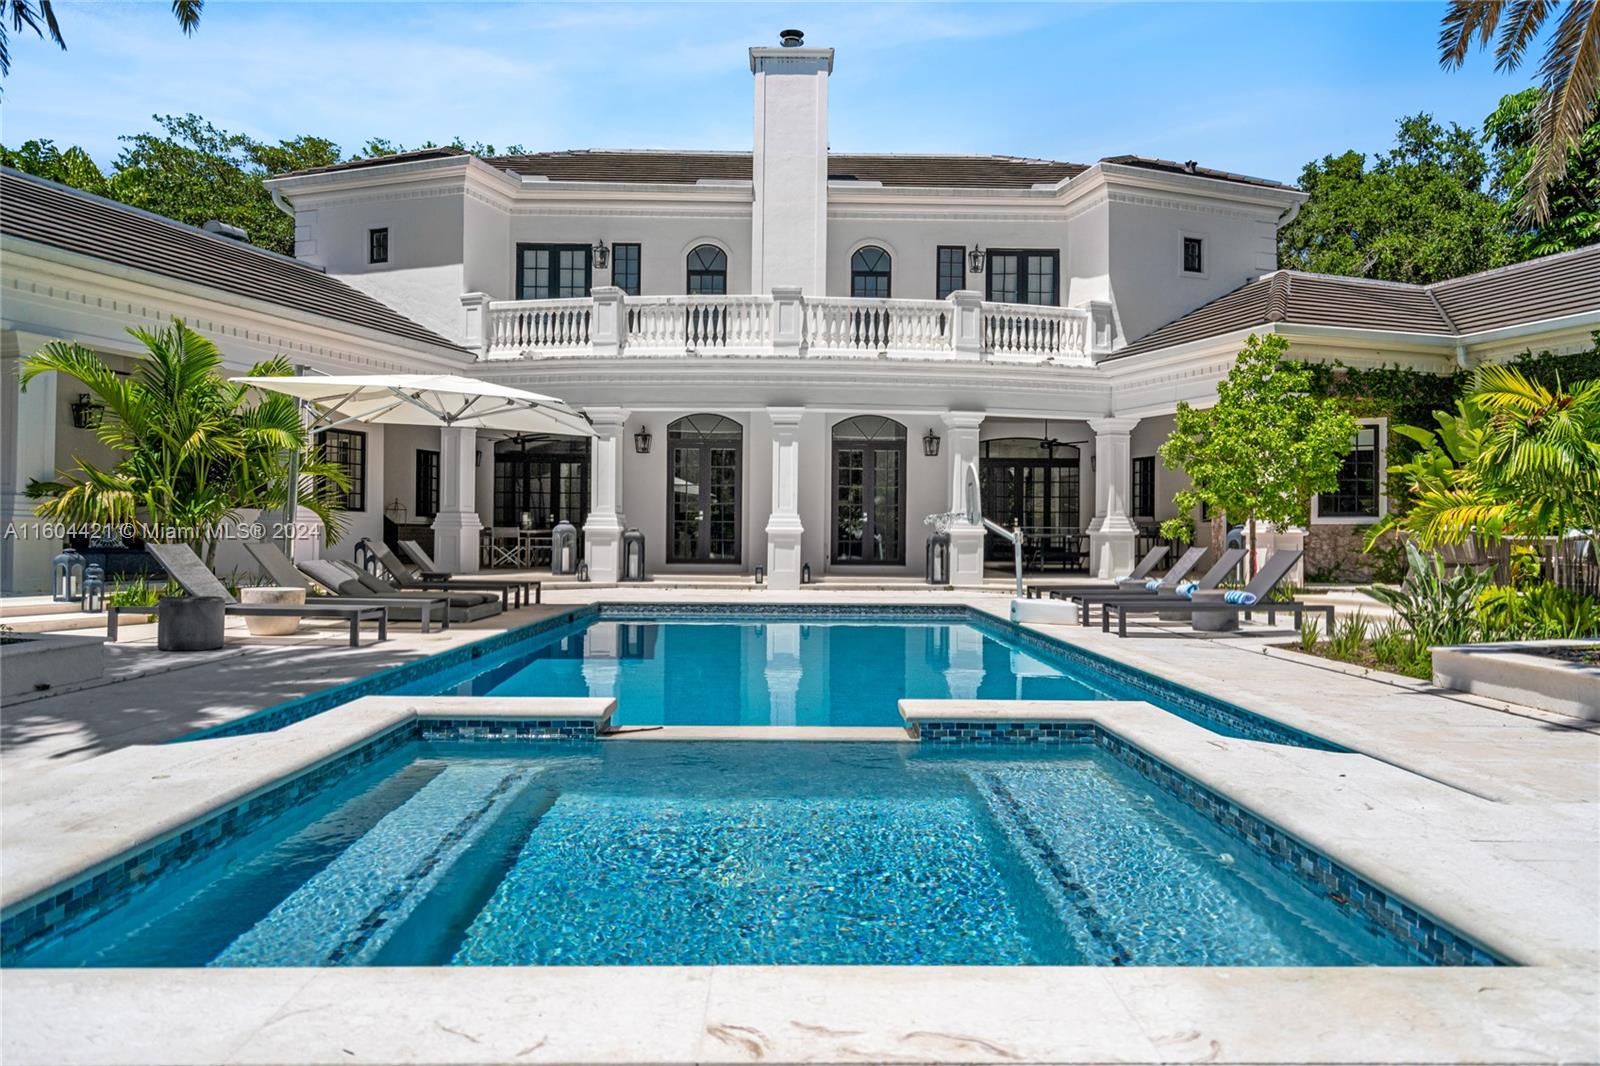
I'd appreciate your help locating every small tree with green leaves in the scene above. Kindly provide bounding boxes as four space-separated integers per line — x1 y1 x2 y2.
1159 333 1358 573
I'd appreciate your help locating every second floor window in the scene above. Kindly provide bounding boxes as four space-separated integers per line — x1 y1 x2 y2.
986 250 1059 305
850 245 892 298
415 449 440 519
368 227 388 264
686 244 727 294
1319 424 1382 518
317 428 366 512
1183 236 1204 274
612 242 641 296
1131 456 1155 518
936 245 965 299
518 244 592 300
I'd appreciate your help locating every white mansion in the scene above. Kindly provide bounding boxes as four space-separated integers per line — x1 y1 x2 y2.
3 32 1597 592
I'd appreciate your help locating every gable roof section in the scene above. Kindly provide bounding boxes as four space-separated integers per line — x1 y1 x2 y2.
0 168 467 354
1110 244 1600 360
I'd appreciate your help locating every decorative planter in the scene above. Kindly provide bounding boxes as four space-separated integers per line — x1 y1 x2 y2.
237 586 306 636
156 596 226 652
1431 640 1600 720
0 632 105 700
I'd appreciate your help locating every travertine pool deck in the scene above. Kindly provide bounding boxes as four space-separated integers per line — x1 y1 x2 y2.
2 585 1597 1064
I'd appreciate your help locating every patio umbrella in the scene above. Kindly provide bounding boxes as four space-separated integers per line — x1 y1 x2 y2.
232 373 593 556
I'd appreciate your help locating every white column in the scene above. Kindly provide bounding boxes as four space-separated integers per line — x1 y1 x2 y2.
583 407 629 583
943 411 985 587
460 292 491 355
431 426 482 573
949 291 983 359
590 287 624 357
288 371 325 563
1 332 58 593
764 406 806 588
1086 416 1139 578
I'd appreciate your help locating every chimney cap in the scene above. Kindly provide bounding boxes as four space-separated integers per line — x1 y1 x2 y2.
778 28 804 46
201 219 249 242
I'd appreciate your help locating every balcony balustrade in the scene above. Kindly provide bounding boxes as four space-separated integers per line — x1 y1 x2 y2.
464 288 1097 364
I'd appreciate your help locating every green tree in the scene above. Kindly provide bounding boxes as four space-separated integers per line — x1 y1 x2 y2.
1485 87 1600 257
19 320 349 566
1 0 200 80
1440 0 1600 225
1278 113 1513 283
1159 334 1358 572
0 138 110 193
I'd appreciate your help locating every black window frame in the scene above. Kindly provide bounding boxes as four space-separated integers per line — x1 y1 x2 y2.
849 245 892 299
611 241 641 296
415 448 440 519
936 245 966 299
984 249 1060 306
685 244 728 294
1318 424 1383 519
516 243 593 300
368 227 388 264
317 428 367 512
1182 236 1204 274
1131 456 1156 518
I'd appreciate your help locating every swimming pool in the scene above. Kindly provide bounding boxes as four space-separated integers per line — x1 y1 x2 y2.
8 741 1435 968
195 605 1340 749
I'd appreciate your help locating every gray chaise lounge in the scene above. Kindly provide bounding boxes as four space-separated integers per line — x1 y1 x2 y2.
400 539 542 606
110 543 386 646
359 539 530 609
1024 545 1169 600
327 560 504 623
1101 549 1332 637
1055 547 1245 626
243 541 451 633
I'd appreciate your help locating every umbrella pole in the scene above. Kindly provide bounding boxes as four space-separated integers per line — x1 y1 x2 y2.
283 369 307 561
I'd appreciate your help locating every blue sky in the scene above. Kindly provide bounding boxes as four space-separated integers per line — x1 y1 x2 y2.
0 2 1545 184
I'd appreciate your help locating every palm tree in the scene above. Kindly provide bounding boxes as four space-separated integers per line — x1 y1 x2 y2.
19 319 349 567
1439 0 1600 224
2 0 200 77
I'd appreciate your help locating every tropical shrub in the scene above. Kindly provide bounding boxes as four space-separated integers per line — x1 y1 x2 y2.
1475 583 1600 641
20 320 350 566
1366 542 1497 647
1328 613 1371 660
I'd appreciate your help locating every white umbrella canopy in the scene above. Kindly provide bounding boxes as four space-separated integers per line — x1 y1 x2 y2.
231 374 594 438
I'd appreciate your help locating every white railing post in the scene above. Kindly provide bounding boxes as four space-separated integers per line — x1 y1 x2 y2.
771 287 804 356
460 292 492 356
950 291 983 359
591 287 624 357
1087 299 1116 358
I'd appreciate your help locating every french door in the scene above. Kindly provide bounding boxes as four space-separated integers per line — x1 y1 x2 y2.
980 452 1079 562
668 415 741 563
832 416 906 565
517 244 592 300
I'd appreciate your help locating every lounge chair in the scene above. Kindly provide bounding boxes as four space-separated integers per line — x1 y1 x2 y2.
359 538 532 609
400 538 541 605
327 560 504 623
1101 549 1332 637
1023 545 1168 600
243 541 451 633
1056 547 1243 626
111 542 386 647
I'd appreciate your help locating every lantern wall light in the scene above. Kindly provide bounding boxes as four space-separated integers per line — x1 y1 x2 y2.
592 239 610 269
633 428 652 454
70 393 106 430
967 246 985 273
922 429 941 457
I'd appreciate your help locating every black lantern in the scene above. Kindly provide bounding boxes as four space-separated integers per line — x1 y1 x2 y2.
922 429 941 457
968 246 985 273
551 521 579 575
70 393 105 430
754 564 766 585
633 428 652 454
621 528 646 582
926 531 951 585
82 563 107 613
52 548 86 603
801 562 812 584
577 561 590 582
592 239 609 269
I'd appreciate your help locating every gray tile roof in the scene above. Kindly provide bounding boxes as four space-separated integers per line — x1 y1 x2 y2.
1109 244 1600 360
0 168 468 354
278 149 1293 191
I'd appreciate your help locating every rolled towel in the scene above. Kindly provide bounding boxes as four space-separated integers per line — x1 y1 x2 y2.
1113 574 1130 582
1176 581 1199 599
1222 589 1258 606
1144 578 1163 592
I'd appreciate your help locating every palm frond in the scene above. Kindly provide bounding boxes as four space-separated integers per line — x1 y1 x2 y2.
1439 0 1503 67
1495 0 1555 70
1522 0 1600 222
170 0 201 34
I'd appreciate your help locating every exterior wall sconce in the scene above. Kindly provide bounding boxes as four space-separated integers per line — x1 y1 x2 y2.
592 239 609 269
70 393 105 430
476 449 482 467
922 429 941 457
967 246 985 273
633 428 652 454
384 498 408 523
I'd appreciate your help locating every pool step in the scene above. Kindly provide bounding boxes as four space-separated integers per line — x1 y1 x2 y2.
210 763 542 967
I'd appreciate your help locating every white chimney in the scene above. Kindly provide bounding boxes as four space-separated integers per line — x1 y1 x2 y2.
749 30 833 295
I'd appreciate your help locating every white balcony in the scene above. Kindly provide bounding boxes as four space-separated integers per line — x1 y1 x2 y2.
462 288 1101 365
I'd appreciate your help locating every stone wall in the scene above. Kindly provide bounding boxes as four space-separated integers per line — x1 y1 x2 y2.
1306 524 1404 584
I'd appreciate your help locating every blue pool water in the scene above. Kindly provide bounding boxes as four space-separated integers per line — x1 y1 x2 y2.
12 742 1419 968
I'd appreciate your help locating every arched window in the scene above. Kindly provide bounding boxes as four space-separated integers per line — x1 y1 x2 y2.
667 414 741 562
686 245 728 294
850 246 892 298
832 415 906 565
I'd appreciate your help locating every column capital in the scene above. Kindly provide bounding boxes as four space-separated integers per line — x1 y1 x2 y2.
1087 416 1140 436
941 410 986 431
582 406 631 431
766 406 806 427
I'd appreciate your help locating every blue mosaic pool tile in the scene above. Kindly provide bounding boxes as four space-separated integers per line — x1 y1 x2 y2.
912 717 1503 969
417 717 602 741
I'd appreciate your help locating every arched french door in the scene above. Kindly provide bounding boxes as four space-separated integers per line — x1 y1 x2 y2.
667 414 742 563
832 415 906 565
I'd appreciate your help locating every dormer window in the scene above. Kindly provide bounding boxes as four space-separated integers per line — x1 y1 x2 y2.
1182 236 1204 274
369 227 389 264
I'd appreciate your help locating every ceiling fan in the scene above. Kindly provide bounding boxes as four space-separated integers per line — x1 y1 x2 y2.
1039 419 1088 457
